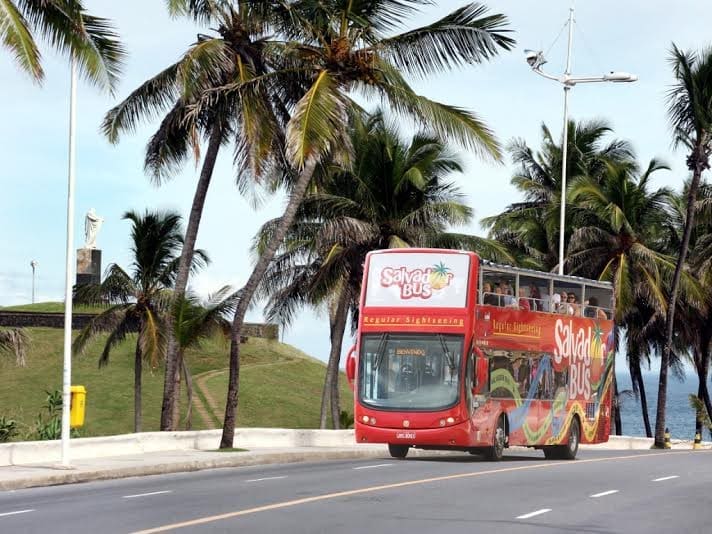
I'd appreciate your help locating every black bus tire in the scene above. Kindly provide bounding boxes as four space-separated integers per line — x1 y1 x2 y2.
388 444 409 459
485 417 506 461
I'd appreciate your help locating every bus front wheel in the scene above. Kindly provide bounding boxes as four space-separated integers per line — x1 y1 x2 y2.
388 444 410 459
485 417 506 461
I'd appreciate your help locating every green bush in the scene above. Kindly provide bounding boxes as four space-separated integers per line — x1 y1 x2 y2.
339 410 354 429
0 416 18 442
33 389 79 440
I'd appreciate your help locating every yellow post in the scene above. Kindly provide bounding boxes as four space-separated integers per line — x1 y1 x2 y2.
664 427 671 449
69 385 86 428
693 432 702 450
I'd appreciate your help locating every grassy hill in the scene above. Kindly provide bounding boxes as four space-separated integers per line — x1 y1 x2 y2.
0 326 353 439
1 301 105 313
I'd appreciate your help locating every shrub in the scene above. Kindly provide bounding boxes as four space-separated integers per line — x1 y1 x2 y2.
0 416 18 442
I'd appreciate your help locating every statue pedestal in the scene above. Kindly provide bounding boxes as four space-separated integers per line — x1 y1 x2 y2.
76 248 102 286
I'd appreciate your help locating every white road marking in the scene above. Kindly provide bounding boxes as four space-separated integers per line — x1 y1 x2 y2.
590 490 619 498
0 509 35 518
353 464 392 470
123 491 173 499
653 475 679 482
516 508 552 519
245 476 287 483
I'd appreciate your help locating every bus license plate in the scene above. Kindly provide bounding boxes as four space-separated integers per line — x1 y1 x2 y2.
396 431 416 440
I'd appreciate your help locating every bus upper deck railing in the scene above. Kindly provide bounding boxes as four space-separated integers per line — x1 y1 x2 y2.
479 292 612 320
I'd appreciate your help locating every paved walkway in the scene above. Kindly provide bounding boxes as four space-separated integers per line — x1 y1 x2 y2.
0 446 389 491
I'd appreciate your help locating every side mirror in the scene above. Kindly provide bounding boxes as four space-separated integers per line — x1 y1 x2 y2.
345 345 357 391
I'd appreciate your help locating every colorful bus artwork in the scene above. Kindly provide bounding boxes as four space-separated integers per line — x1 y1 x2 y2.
345 248 616 460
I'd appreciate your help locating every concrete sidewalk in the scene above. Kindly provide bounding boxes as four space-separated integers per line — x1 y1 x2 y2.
0 446 391 491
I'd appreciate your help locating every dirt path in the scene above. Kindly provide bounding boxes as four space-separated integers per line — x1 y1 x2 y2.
192 358 301 425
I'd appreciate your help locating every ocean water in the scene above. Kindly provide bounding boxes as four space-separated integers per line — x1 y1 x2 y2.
616 372 709 440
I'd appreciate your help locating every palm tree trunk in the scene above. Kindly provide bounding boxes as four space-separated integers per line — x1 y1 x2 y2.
655 161 704 447
220 158 318 449
633 366 653 438
321 288 349 429
134 342 142 434
182 353 194 430
172 352 182 427
613 374 622 436
161 122 223 431
695 345 712 431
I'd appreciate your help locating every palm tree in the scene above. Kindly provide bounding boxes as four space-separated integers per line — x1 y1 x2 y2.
172 286 237 429
256 110 512 429
566 160 680 437
482 119 635 271
2 0 124 90
208 0 515 448
73 210 207 433
0 328 28 367
102 1 305 431
669 181 712 428
656 44 712 448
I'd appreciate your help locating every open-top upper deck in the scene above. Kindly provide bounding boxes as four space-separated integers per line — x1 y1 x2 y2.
361 249 614 319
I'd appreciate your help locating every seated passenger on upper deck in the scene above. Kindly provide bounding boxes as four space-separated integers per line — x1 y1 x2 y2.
518 287 531 311
585 297 609 320
482 282 498 305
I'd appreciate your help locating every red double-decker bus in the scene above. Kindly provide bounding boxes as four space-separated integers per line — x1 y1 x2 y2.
346 248 615 460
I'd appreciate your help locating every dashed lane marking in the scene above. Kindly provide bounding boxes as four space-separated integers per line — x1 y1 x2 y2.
516 508 552 519
652 475 679 482
123 491 173 499
0 510 35 518
246 476 287 483
353 464 392 470
590 490 619 498
130 451 693 533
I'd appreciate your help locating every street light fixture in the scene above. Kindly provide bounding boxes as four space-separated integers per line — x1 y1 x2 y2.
525 6 637 275
30 260 38 304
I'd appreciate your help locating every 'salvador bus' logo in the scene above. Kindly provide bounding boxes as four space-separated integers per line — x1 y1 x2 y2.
380 261 454 299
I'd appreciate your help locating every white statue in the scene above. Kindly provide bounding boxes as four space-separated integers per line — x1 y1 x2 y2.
84 208 104 249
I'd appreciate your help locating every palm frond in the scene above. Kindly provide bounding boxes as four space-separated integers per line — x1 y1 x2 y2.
372 61 501 160
286 70 351 169
0 0 42 80
376 3 514 77
102 62 181 143
0 328 29 367
20 0 126 93
72 303 135 356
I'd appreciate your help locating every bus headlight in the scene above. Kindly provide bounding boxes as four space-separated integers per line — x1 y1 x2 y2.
446 417 455 424
362 415 370 423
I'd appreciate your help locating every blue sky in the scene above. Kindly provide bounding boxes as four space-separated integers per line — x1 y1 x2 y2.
1 0 709 374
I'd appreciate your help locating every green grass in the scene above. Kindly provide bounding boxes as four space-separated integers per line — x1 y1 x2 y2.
0 327 353 440
1 301 104 313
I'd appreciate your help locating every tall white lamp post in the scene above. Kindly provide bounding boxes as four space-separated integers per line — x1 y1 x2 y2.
30 260 38 304
61 57 78 467
525 6 637 275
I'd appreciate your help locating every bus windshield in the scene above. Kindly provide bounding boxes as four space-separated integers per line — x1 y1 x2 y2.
359 333 463 411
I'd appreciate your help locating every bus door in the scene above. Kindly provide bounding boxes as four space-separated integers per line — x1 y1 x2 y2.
537 359 554 444
512 353 543 445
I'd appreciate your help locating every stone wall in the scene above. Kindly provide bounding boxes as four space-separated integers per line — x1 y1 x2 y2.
0 311 279 339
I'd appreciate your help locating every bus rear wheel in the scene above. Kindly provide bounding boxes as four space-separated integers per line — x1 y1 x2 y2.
485 417 506 461
543 418 580 460
388 444 410 459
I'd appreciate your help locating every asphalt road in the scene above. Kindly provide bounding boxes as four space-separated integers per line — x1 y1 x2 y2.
1 449 710 533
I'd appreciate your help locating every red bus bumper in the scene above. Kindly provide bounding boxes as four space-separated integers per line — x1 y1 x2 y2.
354 420 483 448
